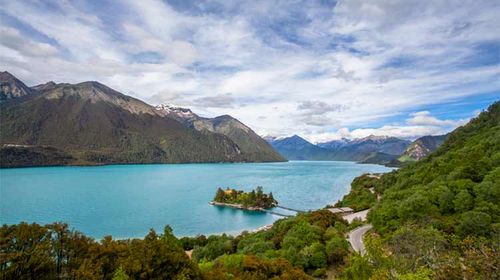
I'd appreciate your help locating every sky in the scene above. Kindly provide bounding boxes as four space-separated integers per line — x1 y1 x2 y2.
1 0 499 143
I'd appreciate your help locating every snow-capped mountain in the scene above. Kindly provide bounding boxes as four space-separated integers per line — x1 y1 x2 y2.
155 104 284 162
316 138 351 150
155 104 199 125
266 133 411 162
266 135 335 160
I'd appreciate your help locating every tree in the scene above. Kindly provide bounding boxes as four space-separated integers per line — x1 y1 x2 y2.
342 254 374 280
306 242 327 269
326 236 349 262
256 186 264 201
0 223 55 279
437 187 454 214
458 211 492 237
213 188 226 202
248 190 256 204
453 190 474 213
112 266 129 280
269 192 275 204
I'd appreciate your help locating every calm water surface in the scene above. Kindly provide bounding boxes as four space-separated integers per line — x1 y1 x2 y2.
0 161 392 238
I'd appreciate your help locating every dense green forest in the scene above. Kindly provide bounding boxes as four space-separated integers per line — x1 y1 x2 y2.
212 186 278 209
333 174 380 211
339 102 499 279
186 210 355 278
1 210 350 279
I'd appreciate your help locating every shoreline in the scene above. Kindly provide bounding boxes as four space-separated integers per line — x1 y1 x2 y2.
0 159 392 170
209 201 276 212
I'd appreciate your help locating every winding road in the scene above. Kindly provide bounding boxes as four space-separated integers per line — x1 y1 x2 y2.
348 224 372 256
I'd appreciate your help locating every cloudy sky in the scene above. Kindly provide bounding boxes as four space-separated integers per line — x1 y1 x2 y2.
1 0 499 142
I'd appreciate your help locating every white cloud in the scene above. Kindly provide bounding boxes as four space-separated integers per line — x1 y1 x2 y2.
0 27 58 57
305 111 469 143
0 0 498 141
407 111 461 126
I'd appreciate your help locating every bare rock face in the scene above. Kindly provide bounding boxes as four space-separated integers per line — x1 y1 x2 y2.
401 135 448 161
31 81 57 92
0 71 36 100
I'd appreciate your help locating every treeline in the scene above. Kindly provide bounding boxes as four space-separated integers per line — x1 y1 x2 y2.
0 223 199 280
1 210 351 279
213 186 277 209
338 102 500 279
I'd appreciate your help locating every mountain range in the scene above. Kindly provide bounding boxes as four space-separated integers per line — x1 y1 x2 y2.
263 135 335 160
266 133 447 165
0 71 284 167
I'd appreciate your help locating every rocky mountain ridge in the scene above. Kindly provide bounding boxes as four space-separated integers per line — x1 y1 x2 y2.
267 133 447 165
0 72 284 167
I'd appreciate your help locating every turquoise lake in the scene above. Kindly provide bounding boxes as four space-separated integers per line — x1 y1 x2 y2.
0 161 392 239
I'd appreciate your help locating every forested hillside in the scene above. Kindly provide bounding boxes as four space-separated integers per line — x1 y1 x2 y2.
341 101 500 279
0 72 284 167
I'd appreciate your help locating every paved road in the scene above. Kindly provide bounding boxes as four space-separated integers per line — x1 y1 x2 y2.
348 224 373 256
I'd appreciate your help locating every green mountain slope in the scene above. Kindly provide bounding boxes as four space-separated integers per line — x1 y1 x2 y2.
357 151 400 165
342 101 500 279
0 75 285 167
203 115 285 162
156 105 285 162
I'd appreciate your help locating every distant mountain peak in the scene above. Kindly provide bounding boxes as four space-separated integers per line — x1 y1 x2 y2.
356 135 391 142
33 79 158 116
274 135 313 147
1 71 36 100
31 81 57 92
155 104 196 115
155 104 200 124
0 71 16 79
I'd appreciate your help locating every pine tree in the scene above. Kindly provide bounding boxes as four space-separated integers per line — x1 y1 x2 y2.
214 188 226 202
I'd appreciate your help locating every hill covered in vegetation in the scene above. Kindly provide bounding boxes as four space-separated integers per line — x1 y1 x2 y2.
0 72 284 167
158 105 285 162
339 101 499 279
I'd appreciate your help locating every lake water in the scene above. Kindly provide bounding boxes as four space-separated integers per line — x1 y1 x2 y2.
0 161 392 239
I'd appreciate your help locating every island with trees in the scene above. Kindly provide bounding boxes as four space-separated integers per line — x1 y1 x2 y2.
211 186 278 210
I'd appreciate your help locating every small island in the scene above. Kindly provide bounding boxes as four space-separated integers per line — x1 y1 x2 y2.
210 186 278 210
